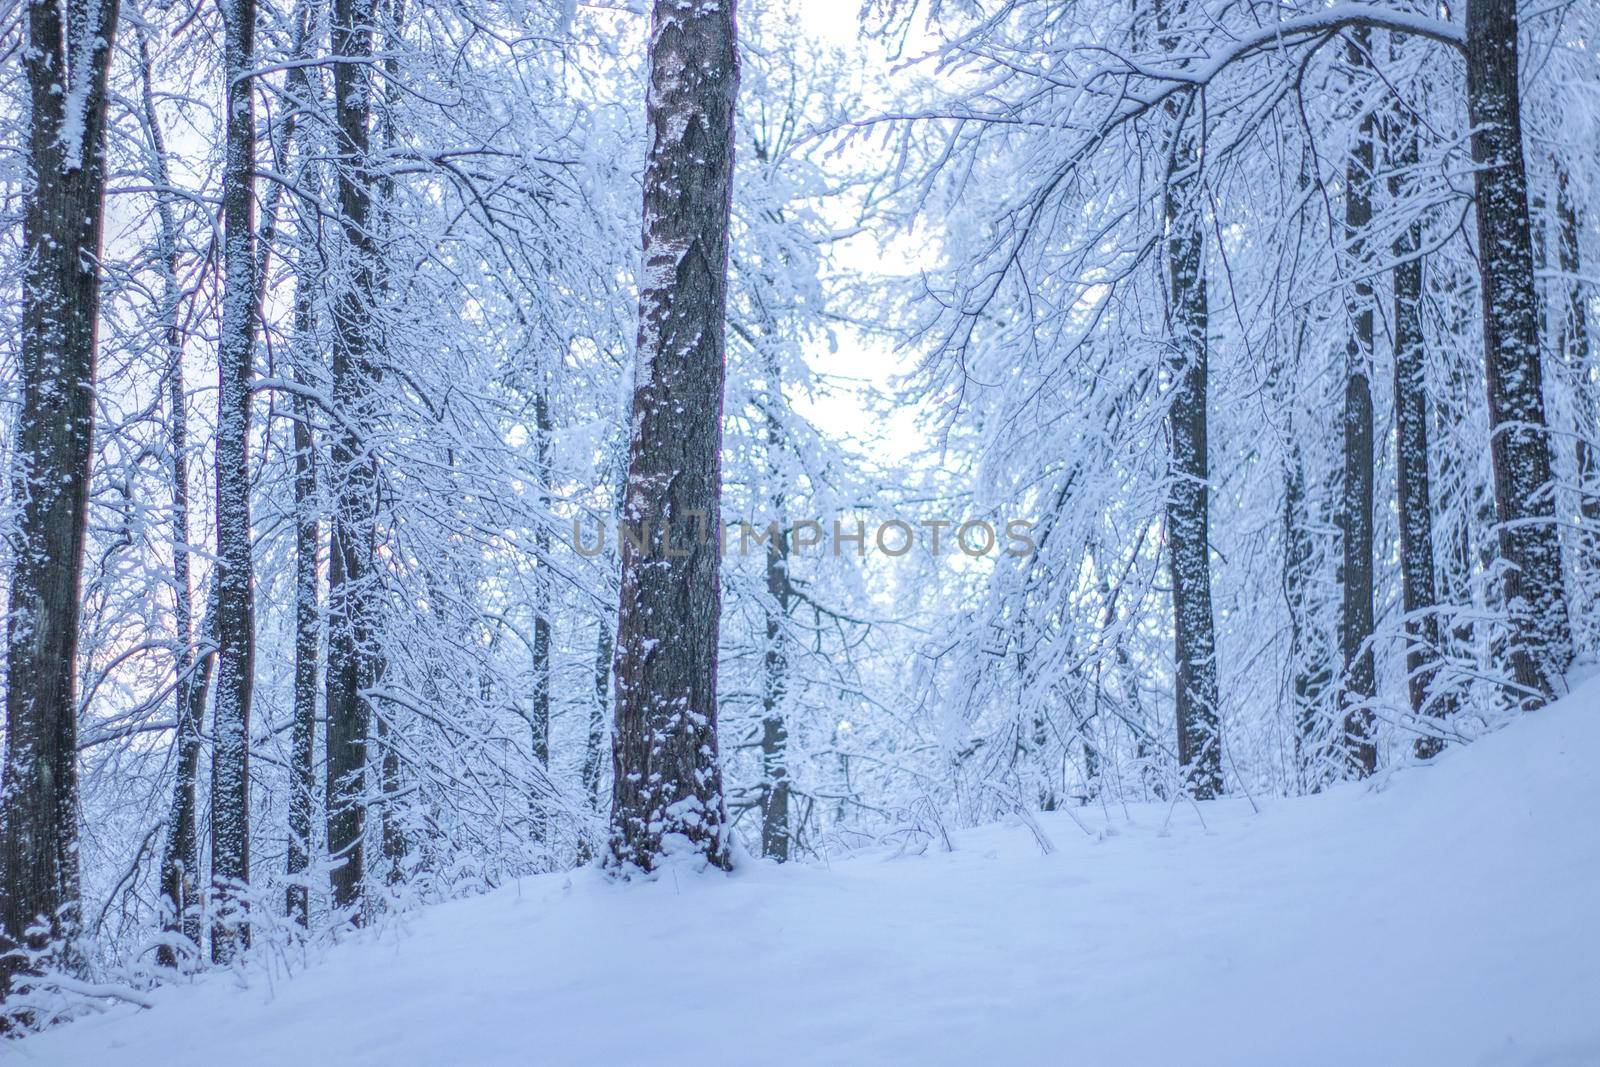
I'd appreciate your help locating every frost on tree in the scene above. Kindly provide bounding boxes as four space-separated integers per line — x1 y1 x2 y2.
0 0 121 1011
608 0 739 873
1464 0 1574 704
210 0 260 964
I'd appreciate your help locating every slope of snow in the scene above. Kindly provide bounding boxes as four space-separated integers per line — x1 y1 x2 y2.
17 680 1600 1066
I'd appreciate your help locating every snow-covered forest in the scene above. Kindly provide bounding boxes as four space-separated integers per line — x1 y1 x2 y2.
1 0 1597 1060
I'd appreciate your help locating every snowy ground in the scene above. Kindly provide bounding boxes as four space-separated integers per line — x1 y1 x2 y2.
16 681 1600 1066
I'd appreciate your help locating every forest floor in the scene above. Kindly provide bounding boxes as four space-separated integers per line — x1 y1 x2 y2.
17 678 1600 1066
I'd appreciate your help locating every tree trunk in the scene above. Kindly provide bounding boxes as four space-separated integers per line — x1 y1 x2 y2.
608 0 739 873
1554 165 1599 617
760 511 791 861
584 619 611 814
1338 28 1378 777
160 592 217 966
210 0 260 965
371 0 408 893
138 33 206 965
1389 101 1455 759
1282 412 1334 788
326 0 382 917
0 0 121 1009
530 385 552 849
1160 72 1222 797
1464 0 1574 703
286 94 323 930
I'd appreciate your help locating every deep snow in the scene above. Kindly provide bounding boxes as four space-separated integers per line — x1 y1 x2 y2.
16 681 1600 1066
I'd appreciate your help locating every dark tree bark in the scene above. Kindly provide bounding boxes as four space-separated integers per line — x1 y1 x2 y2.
1464 0 1574 703
0 0 121 1008
326 0 382 916
760 512 791 861
530 384 552 847
1388 102 1455 759
584 619 611 815
286 75 323 929
608 0 739 872
210 0 260 965
372 0 407 891
1160 75 1222 796
159 591 216 966
1339 28 1378 777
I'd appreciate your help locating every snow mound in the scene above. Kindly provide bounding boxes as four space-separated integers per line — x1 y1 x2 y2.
18 680 1600 1066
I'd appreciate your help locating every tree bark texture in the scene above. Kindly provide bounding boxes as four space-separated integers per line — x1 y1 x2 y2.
326 0 382 915
1464 0 1573 704
608 0 739 872
1 0 121 1007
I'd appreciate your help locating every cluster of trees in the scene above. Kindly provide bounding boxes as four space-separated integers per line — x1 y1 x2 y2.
857 0 1598 815
0 0 1594 1029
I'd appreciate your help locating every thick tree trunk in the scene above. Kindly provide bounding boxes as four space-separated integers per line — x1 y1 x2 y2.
1162 115 1222 798
326 0 382 916
608 0 739 872
210 0 260 965
0 0 120 1008
1338 28 1378 778
1389 104 1455 759
1464 0 1573 703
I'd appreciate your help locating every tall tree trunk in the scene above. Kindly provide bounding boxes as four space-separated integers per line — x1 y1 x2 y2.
1464 0 1574 703
371 0 407 891
1339 27 1378 777
608 0 739 873
0 0 121 1009
286 75 323 928
138 32 207 966
1389 100 1455 759
326 0 381 917
211 0 260 965
1159 19 1222 798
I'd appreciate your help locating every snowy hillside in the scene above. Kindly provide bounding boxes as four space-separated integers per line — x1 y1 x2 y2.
17 680 1599 1066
